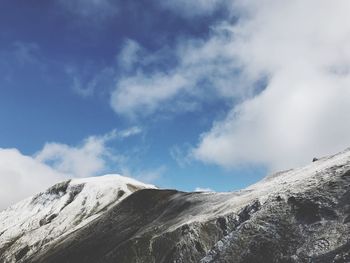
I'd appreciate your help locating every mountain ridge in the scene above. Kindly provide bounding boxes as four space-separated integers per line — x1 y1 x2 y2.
1 149 350 262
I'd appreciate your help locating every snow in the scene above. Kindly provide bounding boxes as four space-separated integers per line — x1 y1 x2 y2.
0 174 156 262
246 148 350 197
165 148 350 232
199 149 350 262
1 149 350 262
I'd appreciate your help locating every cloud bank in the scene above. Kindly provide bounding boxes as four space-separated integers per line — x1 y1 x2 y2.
113 0 350 170
0 128 142 210
193 0 350 170
0 148 67 210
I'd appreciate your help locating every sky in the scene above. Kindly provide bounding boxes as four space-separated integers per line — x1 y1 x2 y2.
1 0 350 210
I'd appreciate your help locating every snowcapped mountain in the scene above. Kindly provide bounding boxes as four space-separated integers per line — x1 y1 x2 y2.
0 175 156 263
1 149 350 262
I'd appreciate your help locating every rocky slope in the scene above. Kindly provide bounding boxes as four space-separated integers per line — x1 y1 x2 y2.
1 149 350 262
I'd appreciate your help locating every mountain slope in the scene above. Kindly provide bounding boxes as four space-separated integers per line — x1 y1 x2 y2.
0 175 155 263
2 149 350 263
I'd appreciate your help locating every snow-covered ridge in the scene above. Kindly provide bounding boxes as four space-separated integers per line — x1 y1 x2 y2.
246 148 350 197
0 174 156 263
2 149 350 263
23 148 350 263
164 148 350 231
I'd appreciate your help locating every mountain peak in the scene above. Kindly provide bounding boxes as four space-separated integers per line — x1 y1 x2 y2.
0 174 156 262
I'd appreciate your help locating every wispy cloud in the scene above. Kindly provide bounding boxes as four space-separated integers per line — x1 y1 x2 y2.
169 144 192 168
111 71 188 117
71 76 95 97
57 0 119 22
65 64 115 98
119 126 142 138
158 0 229 18
0 41 46 82
117 39 143 73
12 42 42 66
128 166 166 184
110 32 246 117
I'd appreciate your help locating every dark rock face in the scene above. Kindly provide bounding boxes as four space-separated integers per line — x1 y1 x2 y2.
31 180 71 206
3 152 350 263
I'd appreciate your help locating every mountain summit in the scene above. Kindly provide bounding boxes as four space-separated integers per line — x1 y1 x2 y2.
1 149 350 262
0 175 155 262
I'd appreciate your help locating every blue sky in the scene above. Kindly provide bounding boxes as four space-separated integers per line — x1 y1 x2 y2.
1 0 350 208
0 0 266 194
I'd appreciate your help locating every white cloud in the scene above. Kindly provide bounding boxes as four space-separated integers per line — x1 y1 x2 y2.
194 0 350 170
110 33 246 117
111 1 350 171
35 128 141 177
111 72 188 116
0 148 67 210
35 135 111 178
0 128 143 210
119 126 142 138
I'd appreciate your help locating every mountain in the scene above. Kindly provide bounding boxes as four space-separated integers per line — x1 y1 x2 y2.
1 149 350 263
0 175 156 263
